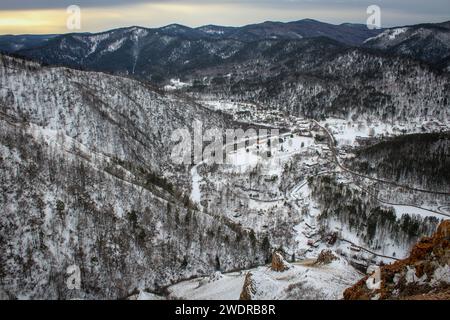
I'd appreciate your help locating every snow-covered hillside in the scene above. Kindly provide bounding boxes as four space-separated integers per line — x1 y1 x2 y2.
167 256 361 300
0 54 266 299
364 23 450 64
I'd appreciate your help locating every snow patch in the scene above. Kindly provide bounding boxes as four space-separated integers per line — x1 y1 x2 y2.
388 28 408 40
164 79 190 91
105 37 126 53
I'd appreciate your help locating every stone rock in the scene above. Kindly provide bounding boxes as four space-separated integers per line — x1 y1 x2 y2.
239 272 256 300
271 252 291 272
314 249 338 265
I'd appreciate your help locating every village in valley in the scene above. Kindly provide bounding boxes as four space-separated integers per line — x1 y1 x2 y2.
155 97 450 299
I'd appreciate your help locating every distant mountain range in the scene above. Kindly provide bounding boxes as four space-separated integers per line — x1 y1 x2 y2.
1 19 448 84
1 19 382 48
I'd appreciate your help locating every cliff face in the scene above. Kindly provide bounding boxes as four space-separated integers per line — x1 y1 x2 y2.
344 220 450 300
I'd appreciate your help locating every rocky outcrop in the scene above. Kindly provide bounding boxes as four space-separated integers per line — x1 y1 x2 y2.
344 220 450 300
239 272 256 300
271 252 291 272
314 250 338 265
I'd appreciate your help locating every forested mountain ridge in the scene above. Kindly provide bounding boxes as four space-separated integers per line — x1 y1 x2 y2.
0 19 383 83
1 20 448 85
186 48 450 121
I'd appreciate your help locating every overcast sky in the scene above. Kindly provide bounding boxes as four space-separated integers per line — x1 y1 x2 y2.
0 0 449 34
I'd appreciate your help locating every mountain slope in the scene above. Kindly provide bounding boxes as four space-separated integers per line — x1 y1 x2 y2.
186 48 450 121
13 27 247 83
0 54 232 177
364 21 450 64
0 54 267 299
350 132 450 192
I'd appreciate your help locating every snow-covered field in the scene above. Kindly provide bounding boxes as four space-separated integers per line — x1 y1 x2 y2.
320 117 449 147
388 204 446 220
168 271 245 300
164 78 190 91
